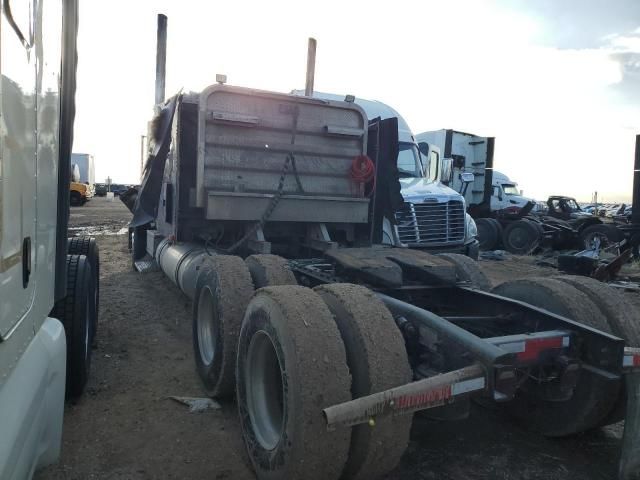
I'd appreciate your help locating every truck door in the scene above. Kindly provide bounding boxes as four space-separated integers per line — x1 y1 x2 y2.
0 0 38 339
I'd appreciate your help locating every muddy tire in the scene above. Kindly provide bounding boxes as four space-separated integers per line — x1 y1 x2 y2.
502 219 540 255
580 224 623 249
67 237 100 342
476 218 500 251
491 277 620 436
314 284 412 480
237 286 351 480
554 275 640 345
436 253 491 291
192 256 254 398
555 275 640 424
245 254 297 288
51 255 94 399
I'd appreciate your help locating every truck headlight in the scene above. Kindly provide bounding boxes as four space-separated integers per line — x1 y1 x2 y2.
465 214 477 243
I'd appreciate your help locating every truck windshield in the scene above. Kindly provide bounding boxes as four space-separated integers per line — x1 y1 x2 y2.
503 184 519 195
397 142 423 178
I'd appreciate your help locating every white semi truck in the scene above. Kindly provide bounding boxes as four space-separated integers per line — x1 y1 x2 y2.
292 92 480 259
0 2 98 478
490 170 534 213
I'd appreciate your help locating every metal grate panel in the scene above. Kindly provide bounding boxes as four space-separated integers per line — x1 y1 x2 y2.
395 199 465 246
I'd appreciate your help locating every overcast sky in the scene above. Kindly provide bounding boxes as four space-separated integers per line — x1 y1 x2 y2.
73 0 640 203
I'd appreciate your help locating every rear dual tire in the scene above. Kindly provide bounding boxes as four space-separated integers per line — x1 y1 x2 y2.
67 237 99 342
236 286 351 480
192 255 254 398
476 218 502 251
502 219 541 255
237 284 412 480
492 277 620 436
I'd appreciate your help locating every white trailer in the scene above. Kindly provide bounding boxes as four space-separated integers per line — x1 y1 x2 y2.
71 152 95 184
416 129 495 217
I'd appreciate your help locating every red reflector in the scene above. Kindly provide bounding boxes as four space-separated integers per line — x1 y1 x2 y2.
517 337 564 361
635 355 640 367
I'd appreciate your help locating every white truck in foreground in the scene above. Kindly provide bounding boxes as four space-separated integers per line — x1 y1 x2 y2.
0 2 98 478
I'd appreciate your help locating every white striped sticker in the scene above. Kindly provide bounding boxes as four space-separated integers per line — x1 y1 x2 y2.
452 377 486 395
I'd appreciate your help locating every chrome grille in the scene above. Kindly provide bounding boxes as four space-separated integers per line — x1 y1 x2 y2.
395 199 465 246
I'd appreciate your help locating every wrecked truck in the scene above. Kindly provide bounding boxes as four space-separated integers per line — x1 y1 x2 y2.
127 21 640 480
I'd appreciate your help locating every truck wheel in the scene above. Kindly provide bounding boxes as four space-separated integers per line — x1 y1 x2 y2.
436 253 492 291
314 283 412 480
237 286 351 480
488 218 503 244
491 278 620 436
554 275 640 424
192 255 254 398
554 275 640 346
245 254 297 288
476 218 500 251
70 191 82 207
67 237 100 343
580 224 623 249
502 219 540 255
51 255 94 399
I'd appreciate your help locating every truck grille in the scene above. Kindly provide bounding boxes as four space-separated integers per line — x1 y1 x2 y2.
395 199 465 246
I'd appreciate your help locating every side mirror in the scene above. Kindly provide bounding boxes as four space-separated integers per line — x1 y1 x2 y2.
441 158 453 185
417 142 429 157
461 172 475 183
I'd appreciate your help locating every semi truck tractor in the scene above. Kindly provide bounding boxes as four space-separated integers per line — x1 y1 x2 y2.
415 128 534 215
0 1 99 478
292 91 479 259
416 129 495 218
128 26 640 480
490 170 534 213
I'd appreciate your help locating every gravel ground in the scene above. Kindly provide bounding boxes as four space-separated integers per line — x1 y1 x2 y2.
36 197 639 480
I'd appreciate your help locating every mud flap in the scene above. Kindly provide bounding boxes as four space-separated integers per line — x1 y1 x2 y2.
620 356 640 479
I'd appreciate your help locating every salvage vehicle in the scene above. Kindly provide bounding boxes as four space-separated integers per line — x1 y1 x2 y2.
0 1 99 478
95 183 108 196
490 170 534 213
291 91 480 258
129 24 640 480
70 180 91 206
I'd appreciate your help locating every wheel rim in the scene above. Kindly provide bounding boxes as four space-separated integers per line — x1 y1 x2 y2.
245 330 284 451
197 287 217 366
584 233 607 250
508 226 531 250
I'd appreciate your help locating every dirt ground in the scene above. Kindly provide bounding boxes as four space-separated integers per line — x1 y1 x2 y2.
36 197 639 480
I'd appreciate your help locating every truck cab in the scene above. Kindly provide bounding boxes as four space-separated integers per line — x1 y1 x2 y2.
490 171 534 214
292 92 479 258
0 2 96 478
